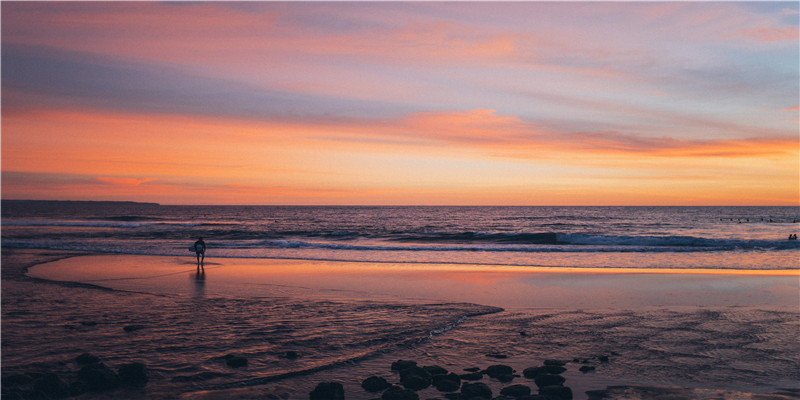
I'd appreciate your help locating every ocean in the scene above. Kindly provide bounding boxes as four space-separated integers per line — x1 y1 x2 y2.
2 201 799 270
2 201 799 399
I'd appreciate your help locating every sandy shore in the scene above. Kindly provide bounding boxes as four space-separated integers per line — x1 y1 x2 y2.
4 250 800 399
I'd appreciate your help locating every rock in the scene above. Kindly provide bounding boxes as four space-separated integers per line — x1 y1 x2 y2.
281 351 300 359
432 373 461 392
543 365 566 374
523 366 546 379
362 376 391 392
310 382 344 400
484 364 514 379
225 354 248 368
533 374 565 388
543 360 565 367
382 385 419 400
434 372 461 384
539 385 573 400
391 360 418 371
461 382 492 399
123 324 144 332
434 378 461 392
486 353 508 359
500 384 532 397
598 356 609 363
401 374 430 391
118 362 148 386
33 373 70 398
3 373 33 386
75 353 100 365
579 366 595 373
423 365 449 376
499 374 516 383
399 366 431 391
459 371 483 381
78 363 119 391
463 367 481 372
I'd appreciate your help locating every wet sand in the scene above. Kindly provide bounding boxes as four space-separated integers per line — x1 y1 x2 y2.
26 254 800 310
4 250 800 399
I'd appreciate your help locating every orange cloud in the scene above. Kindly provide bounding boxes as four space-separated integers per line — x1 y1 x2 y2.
96 177 154 186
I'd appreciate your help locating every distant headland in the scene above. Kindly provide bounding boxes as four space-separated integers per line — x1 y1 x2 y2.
1 200 160 207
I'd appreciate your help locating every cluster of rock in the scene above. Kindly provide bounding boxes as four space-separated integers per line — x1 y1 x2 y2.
1 353 148 399
310 358 578 400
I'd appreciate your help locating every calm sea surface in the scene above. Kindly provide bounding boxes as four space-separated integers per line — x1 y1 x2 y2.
2 202 798 270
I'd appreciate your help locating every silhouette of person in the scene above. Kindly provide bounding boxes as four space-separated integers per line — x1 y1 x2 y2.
194 237 206 269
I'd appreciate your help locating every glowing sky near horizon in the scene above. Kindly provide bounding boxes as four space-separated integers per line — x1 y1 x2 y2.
2 2 798 205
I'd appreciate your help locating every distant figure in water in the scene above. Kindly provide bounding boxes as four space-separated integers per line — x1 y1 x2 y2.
194 237 206 269
789 234 798 241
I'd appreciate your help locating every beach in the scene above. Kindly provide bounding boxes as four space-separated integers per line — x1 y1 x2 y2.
3 248 799 399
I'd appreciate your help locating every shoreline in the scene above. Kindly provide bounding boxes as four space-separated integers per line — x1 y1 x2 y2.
4 249 800 399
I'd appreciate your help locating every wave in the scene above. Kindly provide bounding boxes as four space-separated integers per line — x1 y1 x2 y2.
216 233 800 252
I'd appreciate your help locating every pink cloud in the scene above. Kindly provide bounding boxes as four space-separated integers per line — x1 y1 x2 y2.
736 26 800 42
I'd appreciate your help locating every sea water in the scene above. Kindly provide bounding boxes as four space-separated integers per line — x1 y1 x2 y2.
3 202 799 270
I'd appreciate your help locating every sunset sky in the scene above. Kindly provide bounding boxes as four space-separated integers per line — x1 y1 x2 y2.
2 2 798 205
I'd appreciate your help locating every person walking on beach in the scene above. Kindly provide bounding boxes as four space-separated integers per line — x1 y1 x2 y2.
194 237 206 269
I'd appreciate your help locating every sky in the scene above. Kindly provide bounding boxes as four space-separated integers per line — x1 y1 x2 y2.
1 1 798 205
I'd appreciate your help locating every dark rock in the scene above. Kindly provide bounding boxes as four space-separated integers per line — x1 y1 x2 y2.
382 385 419 400
225 354 248 368
463 367 481 372
533 374 565 388
461 382 492 399
598 356 609 363
578 366 595 373
543 360 565 367
123 324 145 332
497 374 515 383
434 378 461 392
500 384 532 397
3 373 33 386
80 321 98 327
69 380 89 396
423 365 449 376
484 364 514 379
459 372 483 381
585 389 609 400
118 362 148 386
78 363 119 391
76 353 101 365
436 372 461 383
401 374 430 391
362 376 391 392
539 385 572 400
391 360 418 371
281 351 300 359
486 353 508 359
310 381 344 400
543 365 566 374
523 367 546 379
33 373 70 398
432 373 461 392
